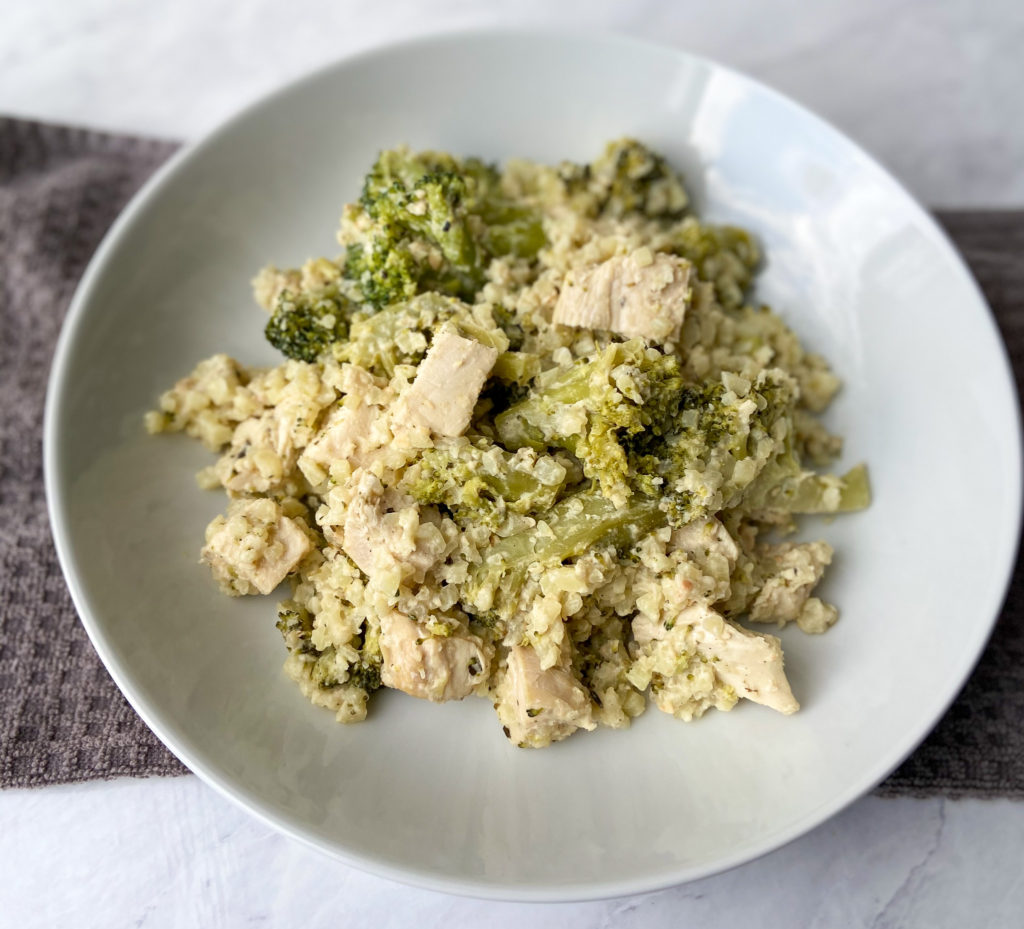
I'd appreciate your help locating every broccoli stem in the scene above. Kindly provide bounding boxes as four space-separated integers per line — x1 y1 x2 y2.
404 441 570 528
466 490 665 613
495 341 683 504
751 463 871 514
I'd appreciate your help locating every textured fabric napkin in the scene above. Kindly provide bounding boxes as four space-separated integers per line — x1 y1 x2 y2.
1 117 1021 794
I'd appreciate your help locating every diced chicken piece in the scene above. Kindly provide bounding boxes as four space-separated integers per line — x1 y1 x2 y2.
217 368 334 495
215 413 290 495
668 517 741 603
393 328 498 437
298 364 401 483
379 610 492 702
553 251 692 343
495 646 596 748
749 541 836 633
630 602 798 718
299 401 378 483
670 517 739 566
689 608 799 715
201 498 311 596
341 471 439 591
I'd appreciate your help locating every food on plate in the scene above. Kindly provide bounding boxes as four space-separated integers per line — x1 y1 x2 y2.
147 139 869 747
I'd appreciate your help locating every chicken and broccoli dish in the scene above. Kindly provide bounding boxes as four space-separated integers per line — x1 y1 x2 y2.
147 139 869 748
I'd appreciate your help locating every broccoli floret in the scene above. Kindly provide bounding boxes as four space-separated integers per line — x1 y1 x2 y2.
559 138 689 220
625 370 801 526
624 369 869 526
490 303 526 351
276 604 382 694
346 619 383 692
343 147 547 309
664 219 760 309
344 150 482 307
333 292 508 378
593 138 690 219
464 488 666 617
472 193 547 261
495 340 684 505
265 287 355 362
276 605 316 655
346 660 382 692
342 240 421 310
402 439 572 529
450 157 547 260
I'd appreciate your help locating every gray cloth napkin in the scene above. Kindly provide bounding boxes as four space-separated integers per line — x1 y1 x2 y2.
1 117 1021 794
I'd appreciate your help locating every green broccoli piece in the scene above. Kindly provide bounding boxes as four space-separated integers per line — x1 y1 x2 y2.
276 605 316 656
558 138 689 220
449 157 547 260
464 488 666 617
333 292 509 378
264 287 355 362
402 439 572 528
626 370 802 526
342 240 421 311
495 340 684 505
490 303 526 351
664 219 760 309
344 149 482 307
345 618 383 692
343 148 546 309
491 350 541 386
592 138 690 219
741 457 871 515
624 369 868 526
276 605 382 694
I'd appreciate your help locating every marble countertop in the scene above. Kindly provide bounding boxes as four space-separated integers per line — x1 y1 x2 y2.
2 1 1022 925
4 777 1023 927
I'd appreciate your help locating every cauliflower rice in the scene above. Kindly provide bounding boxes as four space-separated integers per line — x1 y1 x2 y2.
147 140 868 747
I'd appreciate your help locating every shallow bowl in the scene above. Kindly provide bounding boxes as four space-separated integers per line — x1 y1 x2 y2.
45 29 1021 901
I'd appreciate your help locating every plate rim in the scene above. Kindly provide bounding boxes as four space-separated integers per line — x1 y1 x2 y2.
43 25 1024 902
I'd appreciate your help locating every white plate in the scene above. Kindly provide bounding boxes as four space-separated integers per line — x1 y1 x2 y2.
45 30 1021 901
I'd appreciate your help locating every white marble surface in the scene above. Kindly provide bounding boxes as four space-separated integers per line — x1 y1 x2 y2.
2 0 1023 924
2 777 1024 928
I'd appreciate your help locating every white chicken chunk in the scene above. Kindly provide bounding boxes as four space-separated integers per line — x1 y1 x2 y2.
670 517 740 565
379 610 492 702
631 602 798 718
298 364 410 484
201 498 311 596
216 369 334 495
553 250 692 343
393 328 498 437
673 517 739 599
298 400 379 484
689 609 799 715
215 413 288 495
495 646 596 748
341 470 440 591
749 541 836 633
